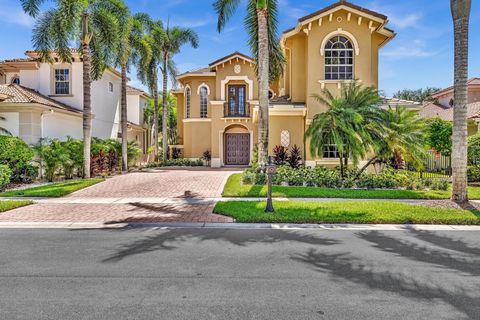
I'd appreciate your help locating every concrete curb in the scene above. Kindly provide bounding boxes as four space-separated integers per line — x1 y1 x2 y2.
0 222 478 231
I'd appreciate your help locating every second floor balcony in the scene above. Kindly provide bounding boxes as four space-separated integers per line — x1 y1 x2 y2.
223 102 251 118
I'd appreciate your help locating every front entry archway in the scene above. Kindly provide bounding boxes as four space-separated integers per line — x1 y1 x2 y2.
223 125 251 166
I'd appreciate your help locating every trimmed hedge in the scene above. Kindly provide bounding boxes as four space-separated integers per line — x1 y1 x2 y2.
241 166 449 191
146 159 204 168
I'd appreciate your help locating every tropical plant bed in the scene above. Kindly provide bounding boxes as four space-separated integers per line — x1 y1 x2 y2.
0 179 104 198
223 173 480 200
213 201 480 225
0 200 33 213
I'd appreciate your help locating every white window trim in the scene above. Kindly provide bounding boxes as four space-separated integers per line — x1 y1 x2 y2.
220 76 254 101
184 85 191 119
197 83 211 95
50 66 72 96
320 28 360 56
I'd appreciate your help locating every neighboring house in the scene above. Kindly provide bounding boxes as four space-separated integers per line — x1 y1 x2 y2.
419 78 480 136
173 1 395 167
0 50 151 159
126 85 152 161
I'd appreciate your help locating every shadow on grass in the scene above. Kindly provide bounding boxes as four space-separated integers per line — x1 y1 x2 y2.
101 229 341 263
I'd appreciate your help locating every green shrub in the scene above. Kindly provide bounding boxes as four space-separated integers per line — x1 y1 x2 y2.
468 165 480 182
468 133 480 165
0 164 12 190
0 136 35 183
147 158 204 168
430 179 449 191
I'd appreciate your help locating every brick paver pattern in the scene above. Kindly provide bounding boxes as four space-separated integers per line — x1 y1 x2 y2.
1 169 239 224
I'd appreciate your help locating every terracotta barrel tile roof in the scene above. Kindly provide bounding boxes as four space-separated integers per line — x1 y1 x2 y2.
0 84 81 114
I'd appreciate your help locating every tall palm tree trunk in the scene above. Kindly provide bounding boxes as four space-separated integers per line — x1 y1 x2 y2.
162 53 169 160
153 80 159 161
120 65 128 173
82 12 92 179
451 0 471 202
257 8 270 167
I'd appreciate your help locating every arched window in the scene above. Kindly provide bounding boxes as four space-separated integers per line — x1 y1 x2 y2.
199 86 208 118
11 76 20 85
185 87 191 118
324 36 354 80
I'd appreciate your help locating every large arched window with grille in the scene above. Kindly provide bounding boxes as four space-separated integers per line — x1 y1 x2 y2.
199 86 208 118
185 87 191 118
324 36 354 80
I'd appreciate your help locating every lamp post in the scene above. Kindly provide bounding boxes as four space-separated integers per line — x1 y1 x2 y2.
265 156 276 213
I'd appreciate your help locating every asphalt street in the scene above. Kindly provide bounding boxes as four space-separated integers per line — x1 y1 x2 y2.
0 227 479 320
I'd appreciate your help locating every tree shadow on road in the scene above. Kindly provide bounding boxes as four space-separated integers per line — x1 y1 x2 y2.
409 229 480 256
101 228 341 263
291 230 480 319
357 231 480 276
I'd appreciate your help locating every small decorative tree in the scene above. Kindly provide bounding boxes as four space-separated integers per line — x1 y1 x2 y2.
202 150 212 167
287 145 302 169
272 145 288 165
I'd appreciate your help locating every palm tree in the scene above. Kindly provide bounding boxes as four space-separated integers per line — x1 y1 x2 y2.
306 81 382 178
214 0 284 167
21 0 122 178
108 3 151 173
450 0 471 202
357 106 426 176
159 25 198 160
0 116 11 136
144 91 179 150
137 18 164 161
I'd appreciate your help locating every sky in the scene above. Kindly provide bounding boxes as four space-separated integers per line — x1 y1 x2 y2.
0 0 479 96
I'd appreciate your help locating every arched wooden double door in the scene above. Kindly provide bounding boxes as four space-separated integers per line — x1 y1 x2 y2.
224 132 250 166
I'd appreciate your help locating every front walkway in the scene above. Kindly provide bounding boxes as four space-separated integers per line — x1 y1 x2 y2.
0 169 240 224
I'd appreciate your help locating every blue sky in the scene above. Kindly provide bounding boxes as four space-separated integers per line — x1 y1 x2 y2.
0 0 479 96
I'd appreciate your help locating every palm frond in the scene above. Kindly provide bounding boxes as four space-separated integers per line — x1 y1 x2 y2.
213 0 241 32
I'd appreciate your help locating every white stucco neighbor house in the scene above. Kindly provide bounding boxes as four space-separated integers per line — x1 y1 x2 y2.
0 50 151 159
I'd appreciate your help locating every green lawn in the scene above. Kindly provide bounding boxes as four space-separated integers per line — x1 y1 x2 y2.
0 200 32 212
223 173 480 200
214 201 480 225
0 179 104 198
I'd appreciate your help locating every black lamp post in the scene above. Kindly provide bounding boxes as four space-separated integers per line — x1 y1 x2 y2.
265 156 276 213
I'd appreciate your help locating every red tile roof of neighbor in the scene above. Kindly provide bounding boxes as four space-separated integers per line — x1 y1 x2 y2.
0 84 81 114
419 102 480 122
431 78 480 97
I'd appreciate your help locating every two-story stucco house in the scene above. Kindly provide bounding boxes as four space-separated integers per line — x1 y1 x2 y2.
172 1 395 167
0 50 151 160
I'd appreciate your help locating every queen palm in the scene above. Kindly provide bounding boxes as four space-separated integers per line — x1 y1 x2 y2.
108 2 151 173
159 26 198 160
450 0 471 202
357 106 426 176
214 0 284 166
21 0 122 178
137 18 164 160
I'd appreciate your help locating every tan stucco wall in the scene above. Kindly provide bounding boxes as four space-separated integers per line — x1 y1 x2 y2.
183 121 212 158
468 121 478 136
269 115 305 154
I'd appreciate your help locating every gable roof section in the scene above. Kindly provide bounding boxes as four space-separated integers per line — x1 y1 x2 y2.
431 78 480 98
419 101 480 122
209 52 255 67
0 84 81 115
126 85 152 99
282 0 395 44
298 1 387 23
176 67 216 81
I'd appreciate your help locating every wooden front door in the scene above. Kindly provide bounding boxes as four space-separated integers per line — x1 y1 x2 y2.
225 133 250 165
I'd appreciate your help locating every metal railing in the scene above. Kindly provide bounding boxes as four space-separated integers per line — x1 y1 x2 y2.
223 102 251 118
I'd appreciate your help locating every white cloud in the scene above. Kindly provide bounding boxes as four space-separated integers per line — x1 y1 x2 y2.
0 1 34 27
278 0 308 20
388 13 421 29
172 14 214 28
381 40 438 59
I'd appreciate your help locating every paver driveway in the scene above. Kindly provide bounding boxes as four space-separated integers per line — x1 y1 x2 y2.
1 168 240 224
